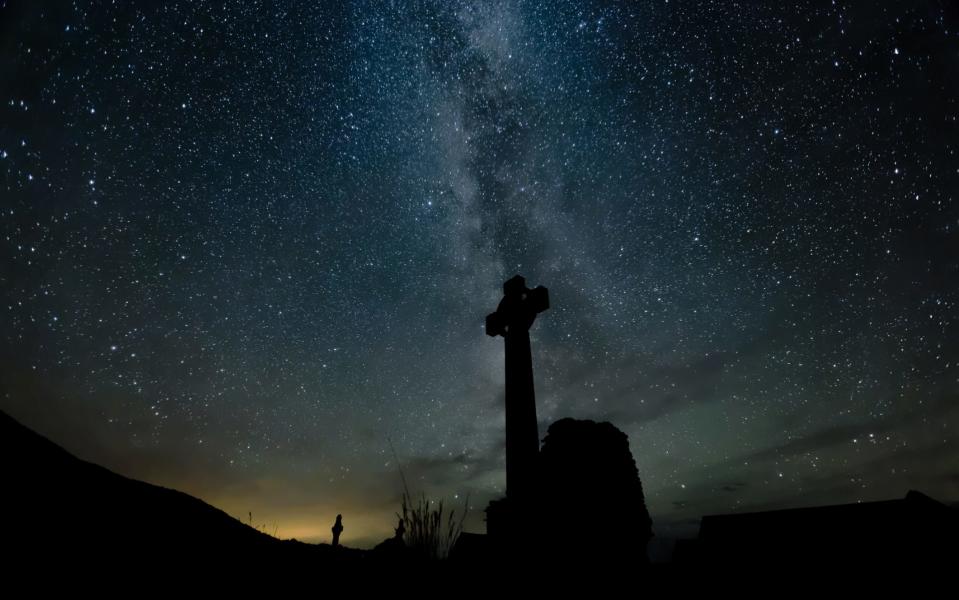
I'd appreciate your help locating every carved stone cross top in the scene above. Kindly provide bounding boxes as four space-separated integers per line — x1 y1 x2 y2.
486 275 549 338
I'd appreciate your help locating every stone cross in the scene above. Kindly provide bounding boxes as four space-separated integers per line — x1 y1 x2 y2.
486 275 549 502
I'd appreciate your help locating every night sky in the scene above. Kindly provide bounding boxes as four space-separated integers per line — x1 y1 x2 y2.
2 1 958 548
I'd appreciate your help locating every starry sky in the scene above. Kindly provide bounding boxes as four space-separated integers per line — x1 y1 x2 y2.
2 1 958 548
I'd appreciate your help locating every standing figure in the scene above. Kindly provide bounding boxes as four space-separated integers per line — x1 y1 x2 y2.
331 514 344 547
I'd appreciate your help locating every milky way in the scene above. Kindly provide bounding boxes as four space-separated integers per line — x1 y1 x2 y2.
2 1 958 547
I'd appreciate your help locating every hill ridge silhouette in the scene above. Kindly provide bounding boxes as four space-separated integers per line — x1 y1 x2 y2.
0 408 366 578
1 408 271 539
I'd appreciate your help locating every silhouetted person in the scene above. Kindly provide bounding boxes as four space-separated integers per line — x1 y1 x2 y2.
331 514 343 547
394 517 406 541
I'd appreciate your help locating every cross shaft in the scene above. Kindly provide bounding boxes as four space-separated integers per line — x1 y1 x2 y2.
486 275 549 501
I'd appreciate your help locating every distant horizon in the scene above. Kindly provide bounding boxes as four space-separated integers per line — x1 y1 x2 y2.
4 404 955 554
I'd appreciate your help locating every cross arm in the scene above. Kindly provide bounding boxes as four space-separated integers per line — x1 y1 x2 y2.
527 285 549 314
486 311 505 337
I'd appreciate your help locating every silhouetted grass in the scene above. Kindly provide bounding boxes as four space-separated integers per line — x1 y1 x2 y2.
245 511 279 538
398 490 467 560
390 437 468 560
